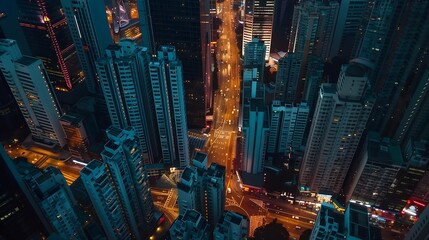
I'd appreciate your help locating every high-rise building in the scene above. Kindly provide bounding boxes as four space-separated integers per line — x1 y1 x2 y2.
179 153 225 229
213 211 249 240
26 167 87 240
204 163 226 229
271 0 297 52
343 202 370 239
178 166 198 215
0 39 66 147
274 53 301 103
0 145 45 239
80 160 132 240
61 0 112 94
289 0 339 101
60 113 89 161
241 39 266 132
302 57 324 114
149 46 190 167
16 0 83 91
169 209 210 240
96 39 159 163
242 0 275 60
346 131 404 206
360 1 429 143
242 99 269 174
102 126 155 237
148 0 212 128
299 60 374 194
331 0 370 59
267 101 309 155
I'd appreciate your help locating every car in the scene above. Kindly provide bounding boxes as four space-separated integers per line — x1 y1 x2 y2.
227 187 232 194
310 220 314 224
295 226 302 230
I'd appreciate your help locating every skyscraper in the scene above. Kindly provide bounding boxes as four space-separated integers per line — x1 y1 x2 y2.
16 0 83 91
299 60 374 194
267 101 309 155
61 0 113 94
274 53 301 103
242 99 269 174
149 46 190 167
0 39 66 147
288 0 339 101
60 113 89 161
242 0 275 60
102 126 155 237
178 166 198 215
26 167 87 240
148 0 212 128
80 160 133 240
96 39 159 163
204 163 226 229
271 0 297 52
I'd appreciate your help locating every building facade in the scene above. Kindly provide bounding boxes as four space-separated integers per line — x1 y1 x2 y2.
300 61 374 194
0 39 66 147
61 0 112 94
213 211 249 240
274 53 301 103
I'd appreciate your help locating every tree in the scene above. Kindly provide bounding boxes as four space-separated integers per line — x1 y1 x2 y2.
253 219 289 240
300 229 312 240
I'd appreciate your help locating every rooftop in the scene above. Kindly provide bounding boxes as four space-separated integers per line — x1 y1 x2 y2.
15 56 38 66
193 152 207 163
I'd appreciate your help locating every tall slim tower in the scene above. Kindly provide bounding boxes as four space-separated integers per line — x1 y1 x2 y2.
102 126 155 237
61 0 113 94
242 99 269 174
204 163 225 229
80 160 133 240
148 0 212 128
0 39 66 147
242 0 275 60
299 60 374 194
16 0 83 91
274 53 302 103
96 39 159 163
26 167 87 240
178 166 198 215
149 46 190 167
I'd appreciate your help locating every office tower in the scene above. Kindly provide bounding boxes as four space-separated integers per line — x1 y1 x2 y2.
205 163 226 229
405 204 429 240
169 209 210 240
331 0 370 59
149 46 190 167
0 10 31 55
289 0 339 101
105 0 142 44
101 126 155 238
242 99 269 174
61 0 112 94
242 0 275 60
15 0 83 91
60 113 89 161
0 145 44 239
136 0 154 52
0 39 66 147
213 211 249 240
267 101 309 155
299 60 374 194
178 166 198 215
274 53 302 103
26 167 87 240
311 202 370 239
192 152 209 213
80 160 133 240
393 70 429 145
148 0 212 129
96 39 159 163
346 132 403 206
360 2 429 141
241 39 266 120
271 0 297 52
